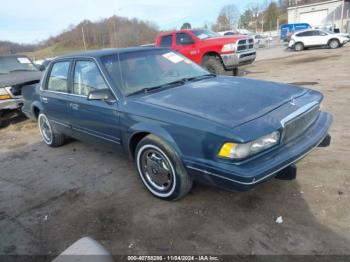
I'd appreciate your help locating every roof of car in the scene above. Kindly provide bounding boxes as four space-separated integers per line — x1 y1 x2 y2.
59 47 161 59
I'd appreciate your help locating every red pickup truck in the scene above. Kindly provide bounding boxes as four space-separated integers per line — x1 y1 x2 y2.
155 29 256 75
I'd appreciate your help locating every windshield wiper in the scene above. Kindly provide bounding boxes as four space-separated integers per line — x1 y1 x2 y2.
127 79 186 96
185 74 216 82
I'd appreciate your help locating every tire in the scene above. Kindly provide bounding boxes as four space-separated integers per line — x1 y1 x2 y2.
201 56 225 75
329 39 340 49
135 134 193 201
38 113 65 147
294 42 304 51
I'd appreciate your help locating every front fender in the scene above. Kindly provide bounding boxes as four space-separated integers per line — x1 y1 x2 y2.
125 122 182 159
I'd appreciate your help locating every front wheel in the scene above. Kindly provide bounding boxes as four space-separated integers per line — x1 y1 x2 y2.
201 56 225 75
135 135 193 201
329 39 340 49
38 113 65 147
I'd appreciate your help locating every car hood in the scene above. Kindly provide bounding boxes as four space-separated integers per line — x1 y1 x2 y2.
136 76 307 129
0 71 42 88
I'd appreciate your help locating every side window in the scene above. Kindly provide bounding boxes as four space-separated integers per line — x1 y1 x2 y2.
296 31 313 37
73 61 108 96
160 35 173 47
176 33 193 45
47 61 70 92
313 30 321 36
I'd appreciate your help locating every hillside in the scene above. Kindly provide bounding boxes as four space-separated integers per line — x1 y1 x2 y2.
1 15 159 59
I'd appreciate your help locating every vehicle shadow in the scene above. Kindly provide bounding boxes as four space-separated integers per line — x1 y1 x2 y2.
0 113 28 129
0 140 349 256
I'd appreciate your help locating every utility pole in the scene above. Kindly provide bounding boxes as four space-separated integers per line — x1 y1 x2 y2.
81 26 87 51
340 0 345 32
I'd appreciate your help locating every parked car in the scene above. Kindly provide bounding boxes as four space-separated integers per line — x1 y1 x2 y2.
289 29 350 51
155 29 256 75
34 57 55 71
0 55 42 127
23 48 332 201
280 23 311 42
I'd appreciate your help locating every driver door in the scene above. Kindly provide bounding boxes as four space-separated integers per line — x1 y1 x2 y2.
66 59 121 145
174 32 198 63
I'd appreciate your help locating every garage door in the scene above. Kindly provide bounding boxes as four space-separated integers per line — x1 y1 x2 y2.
299 9 328 27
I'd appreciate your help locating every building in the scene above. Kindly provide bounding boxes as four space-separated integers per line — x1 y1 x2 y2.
288 0 350 32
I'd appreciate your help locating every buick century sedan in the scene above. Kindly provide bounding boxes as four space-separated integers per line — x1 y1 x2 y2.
23 48 332 200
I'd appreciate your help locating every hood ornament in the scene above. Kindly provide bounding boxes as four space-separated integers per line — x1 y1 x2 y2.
290 97 296 106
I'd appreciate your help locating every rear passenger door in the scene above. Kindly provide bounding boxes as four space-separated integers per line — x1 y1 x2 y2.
41 60 72 131
65 59 121 145
297 31 314 46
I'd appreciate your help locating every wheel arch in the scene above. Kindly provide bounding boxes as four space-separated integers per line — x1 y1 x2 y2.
31 101 44 120
327 38 340 45
201 51 222 64
127 123 182 160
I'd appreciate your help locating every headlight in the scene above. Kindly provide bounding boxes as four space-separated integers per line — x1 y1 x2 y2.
0 87 11 100
221 43 236 52
218 131 280 159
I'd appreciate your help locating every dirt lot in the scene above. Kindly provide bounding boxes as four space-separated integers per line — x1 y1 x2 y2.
0 45 350 257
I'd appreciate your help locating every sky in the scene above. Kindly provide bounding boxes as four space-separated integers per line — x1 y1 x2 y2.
0 0 263 44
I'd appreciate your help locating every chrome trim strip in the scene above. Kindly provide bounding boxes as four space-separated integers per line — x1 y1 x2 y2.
280 101 319 127
72 127 121 144
50 118 120 144
186 138 324 186
50 119 71 128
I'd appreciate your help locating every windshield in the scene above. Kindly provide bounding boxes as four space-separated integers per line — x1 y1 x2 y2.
323 30 334 34
101 49 210 96
0 56 38 74
191 29 220 40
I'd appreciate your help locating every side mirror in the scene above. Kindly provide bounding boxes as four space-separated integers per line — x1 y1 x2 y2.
39 65 46 71
87 89 115 101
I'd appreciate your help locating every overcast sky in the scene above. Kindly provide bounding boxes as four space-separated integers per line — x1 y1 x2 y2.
0 0 262 44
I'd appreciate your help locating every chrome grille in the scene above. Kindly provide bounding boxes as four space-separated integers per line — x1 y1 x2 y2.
237 38 254 52
282 105 320 143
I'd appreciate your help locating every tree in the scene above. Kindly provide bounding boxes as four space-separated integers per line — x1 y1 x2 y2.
240 9 254 29
212 4 240 31
263 2 279 31
181 22 192 30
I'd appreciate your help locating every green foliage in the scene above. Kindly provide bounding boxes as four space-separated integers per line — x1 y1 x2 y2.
240 9 254 29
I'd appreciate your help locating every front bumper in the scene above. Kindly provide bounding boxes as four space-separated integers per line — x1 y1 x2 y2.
185 111 332 192
221 50 256 69
0 98 23 110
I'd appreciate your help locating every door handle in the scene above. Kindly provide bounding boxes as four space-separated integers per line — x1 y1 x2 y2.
41 97 48 103
69 103 79 110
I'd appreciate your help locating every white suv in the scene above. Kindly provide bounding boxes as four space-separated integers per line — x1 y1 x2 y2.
289 29 350 51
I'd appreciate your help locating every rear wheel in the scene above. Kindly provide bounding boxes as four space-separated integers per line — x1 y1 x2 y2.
135 134 193 201
329 39 340 49
202 56 225 75
294 42 304 51
38 113 65 147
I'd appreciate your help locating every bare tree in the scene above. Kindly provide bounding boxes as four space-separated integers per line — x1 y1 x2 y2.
212 4 240 31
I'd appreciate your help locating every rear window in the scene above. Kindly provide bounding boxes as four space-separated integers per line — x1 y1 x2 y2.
160 35 173 47
0 56 37 74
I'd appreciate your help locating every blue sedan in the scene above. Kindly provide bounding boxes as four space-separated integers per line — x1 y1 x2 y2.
22 47 332 200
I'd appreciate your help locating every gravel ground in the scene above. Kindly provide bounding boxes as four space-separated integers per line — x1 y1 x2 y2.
0 45 349 257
